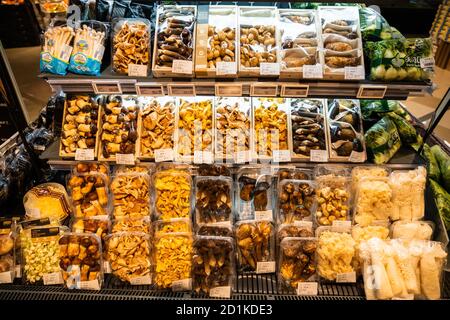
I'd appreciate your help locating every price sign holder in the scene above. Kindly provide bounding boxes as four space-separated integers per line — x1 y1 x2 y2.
136 83 164 96
280 84 309 97
357 85 387 99
250 84 278 97
167 84 196 96
92 81 122 94
215 83 243 96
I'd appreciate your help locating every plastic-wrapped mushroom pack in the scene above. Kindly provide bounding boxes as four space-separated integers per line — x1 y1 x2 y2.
195 176 232 224
277 224 314 242
197 224 233 238
112 217 151 233
0 220 15 283
110 173 150 219
278 180 316 224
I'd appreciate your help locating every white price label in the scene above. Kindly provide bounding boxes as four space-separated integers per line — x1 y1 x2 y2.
75 148 94 161
115 153 135 165
273 150 291 163
154 148 174 162
130 275 152 285
310 149 328 162
79 279 101 290
303 64 323 79
210 286 232 298
172 60 193 74
15 265 21 278
297 282 318 296
234 150 250 164
103 261 111 274
216 62 237 75
420 57 435 69
172 278 192 292
293 220 313 231
43 272 63 285
344 66 365 80
128 64 148 77
348 151 365 163
256 261 276 274
255 210 273 221
336 272 356 283
0 271 13 284
194 151 213 164
260 63 280 76
332 220 352 233
392 294 414 300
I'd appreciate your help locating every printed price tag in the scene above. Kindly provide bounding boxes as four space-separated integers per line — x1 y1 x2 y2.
310 150 328 162
172 278 192 291
130 275 152 285
332 220 352 233
172 60 193 74
194 151 213 164
234 150 251 164
215 84 242 96
256 261 276 274
43 272 63 285
79 279 101 290
15 265 21 278
103 261 111 274
349 151 365 163
420 57 435 69
297 282 318 296
0 271 13 284
273 150 291 163
392 294 414 300
216 62 237 75
260 63 280 76
92 81 122 94
128 64 148 77
154 148 174 162
115 153 135 165
136 83 164 96
303 64 323 79
344 66 365 80
336 272 356 283
168 84 196 96
293 221 313 230
75 148 94 161
255 210 273 221
210 286 232 298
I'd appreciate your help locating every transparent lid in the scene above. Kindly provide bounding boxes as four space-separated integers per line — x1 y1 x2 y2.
351 165 390 192
112 216 151 233
70 216 111 244
314 176 351 226
195 176 233 225
111 172 150 219
196 223 233 237
277 223 314 242
72 162 110 176
153 218 192 237
277 179 316 224
390 220 434 241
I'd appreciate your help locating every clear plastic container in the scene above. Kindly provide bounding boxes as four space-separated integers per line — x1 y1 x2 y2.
71 216 110 245
106 232 152 285
277 179 316 224
153 218 192 237
72 162 110 177
196 223 233 238
351 165 390 193
59 232 103 290
195 176 233 225
197 164 232 177
390 220 434 241
236 166 274 221
277 223 314 242
192 236 235 297
111 172 150 219
235 220 275 273
277 167 313 182
278 237 317 294
112 217 151 234
0 220 15 284
154 232 193 290
313 163 351 178
153 169 192 220
111 18 151 75
114 164 155 175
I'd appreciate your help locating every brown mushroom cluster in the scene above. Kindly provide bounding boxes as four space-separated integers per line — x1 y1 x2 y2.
112 218 150 233
72 218 109 244
279 238 317 291
111 174 150 218
207 26 236 68
238 175 271 212
61 96 98 155
67 174 109 218
277 225 314 242
278 181 315 223
278 168 311 182
100 97 138 159
197 164 231 177
197 225 233 238
240 26 277 68
193 237 234 295
0 231 14 275
236 221 273 272
73 162 109 176
195 178 232 224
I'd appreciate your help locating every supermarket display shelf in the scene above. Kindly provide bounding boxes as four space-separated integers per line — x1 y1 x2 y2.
40 70 432 100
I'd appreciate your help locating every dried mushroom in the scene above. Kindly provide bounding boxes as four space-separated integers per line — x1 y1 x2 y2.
278 169 311 182
207 26 236 68
112 20 150 74
193 237 234 294
195 178 232 224
107 233 151 283
315 176 350 226
74 162 109 176
278 181 315 223
240 25 277 68
197 225 233 238
238 175 271 212
154 234 192 289
236 221 273 272
72 218 109 244
61 96 98 155
154 169 191 220
154 219 191 236
112 218 150 233
0 232 14 275
67 174 109 218
111 174 150 218
197 164 231 177
140 98 175 157
277 225 313 241
177 99 213 156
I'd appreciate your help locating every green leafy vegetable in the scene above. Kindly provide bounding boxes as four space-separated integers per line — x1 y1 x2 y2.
365 116 402 164
431 144 450 193
429 179 450 231
422 144 441 182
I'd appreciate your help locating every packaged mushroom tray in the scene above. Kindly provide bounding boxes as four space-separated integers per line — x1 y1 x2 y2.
325 99 366 162
290 99 328 161
112 217 151 233
152 5 196 78
195 5 238 78
137 97 176 161
174 97 214 163
0 219 15 284
196 223 233 238
253 98 291 160
238 7 279 77
195 176 233 225
59 95 100 159
154 218 192 237
214 97 252 163
277 179 316 224
318 6 364 80
98 96 138 162
278 9 321 79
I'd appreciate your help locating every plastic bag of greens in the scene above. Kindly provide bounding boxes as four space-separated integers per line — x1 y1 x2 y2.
431 145 450 193
360 100 411 121
386 112 420 145
422 144 441 182
429 179 450 231
365 116 401 164
359 7 393 41
367 38 434 81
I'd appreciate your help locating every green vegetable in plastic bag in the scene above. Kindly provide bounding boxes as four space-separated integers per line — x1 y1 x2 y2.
422 144 441 182
387 112 419 145
429 179 450 231
360 7 398 41
365 116 402 164
431 144 450 193
360 100 411 121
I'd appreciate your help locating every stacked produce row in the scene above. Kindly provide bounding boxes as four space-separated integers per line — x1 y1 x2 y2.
0 162 446 300
60 95 367 163
40 5 434 82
